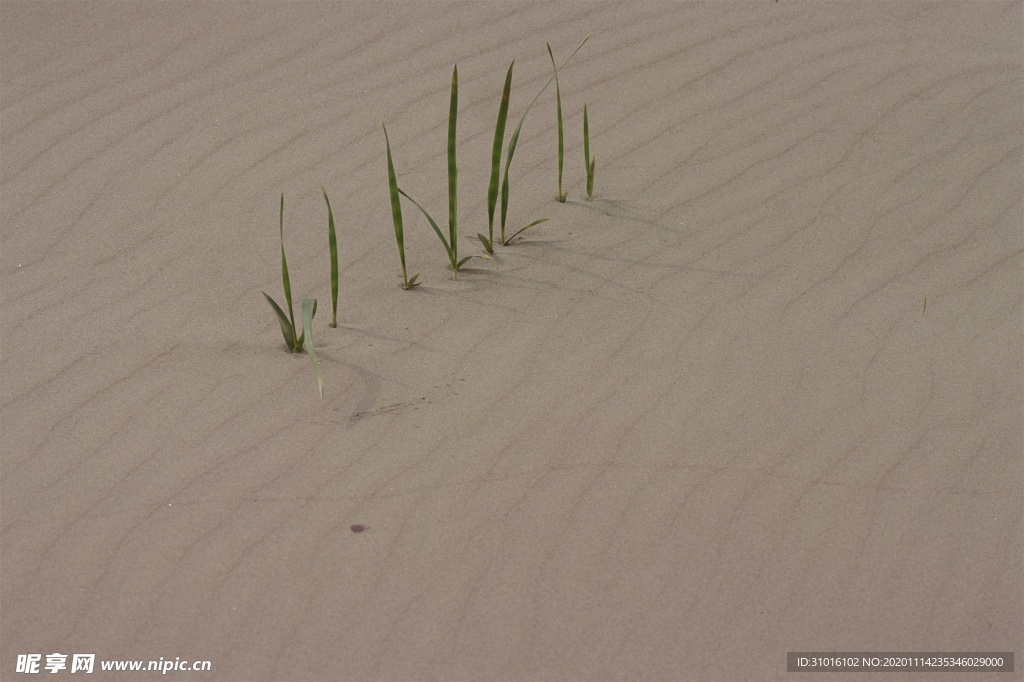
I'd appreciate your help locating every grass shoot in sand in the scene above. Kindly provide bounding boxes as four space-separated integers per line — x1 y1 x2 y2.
263 194 310 352
583 103 595 199
322 186 339 325
383 123 420 289
262 194 323 398
547 43 567 202
477 60 514 255
399 65 484 279
500 35 589 244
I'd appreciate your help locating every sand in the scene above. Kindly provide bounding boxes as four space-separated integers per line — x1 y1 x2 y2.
1 1 1021 680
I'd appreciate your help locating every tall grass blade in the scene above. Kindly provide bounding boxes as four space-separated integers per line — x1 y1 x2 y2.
398 65 473 281
278 193 297 345
383 123 419 289
447 65 459 273
322 186 339 326
301 298 323 399
583 103 595 199
484 61 514 252
500 35 589 240
547 44 566 202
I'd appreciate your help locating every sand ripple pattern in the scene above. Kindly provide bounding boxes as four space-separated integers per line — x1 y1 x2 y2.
2 2 1020 679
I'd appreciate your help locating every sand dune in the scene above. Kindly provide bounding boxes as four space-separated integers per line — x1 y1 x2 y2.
2 2 1021 680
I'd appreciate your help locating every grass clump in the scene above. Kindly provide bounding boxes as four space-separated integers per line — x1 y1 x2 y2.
583 103 595 199
547 43 567 202
500 35 589 244
263 194 309 352
322 186 339 325
477 60 515 255
383 123 419 289
398 64 484 279
262 194 323 398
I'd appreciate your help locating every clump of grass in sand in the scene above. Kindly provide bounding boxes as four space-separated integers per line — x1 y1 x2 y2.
547 43 567 202
583 103 595 199
398 65 485 279
499 35 589 244
476 60 515 255
263 194 308 352
262 194 323 398
383 123 420 289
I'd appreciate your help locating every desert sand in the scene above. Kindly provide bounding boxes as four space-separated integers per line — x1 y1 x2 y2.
2 1 1021 680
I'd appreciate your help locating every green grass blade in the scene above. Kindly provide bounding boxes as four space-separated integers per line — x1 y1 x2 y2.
500 114 528 242
383 123 417 289
398 189 451 255
476 233 494 255
322 186 339 326
301 298 323 399
583 103 594 199
500 35 589 238
547 44 566 202
487 61 514 243
503 217 549 245
500 163 511 242
278 194 297 347
295 298 316 352
583 104 590 166
263 292 295 352
397 187 457 277
448 65 458 266
589 156 596 198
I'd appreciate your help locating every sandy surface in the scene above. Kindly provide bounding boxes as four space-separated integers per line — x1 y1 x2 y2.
2 1 1021 680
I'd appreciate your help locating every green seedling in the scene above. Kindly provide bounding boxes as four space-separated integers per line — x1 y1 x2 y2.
583 103 595 199
301 298 323 398
401 64 484 279
383 123 419 289
263 194 313 352
261 197 322 398
500 35 590 243
547 43 567 202
477 60 514 255
322 186 339 325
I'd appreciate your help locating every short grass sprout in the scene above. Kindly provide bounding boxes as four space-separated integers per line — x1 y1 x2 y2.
263 194 310 352
262 194 323 398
